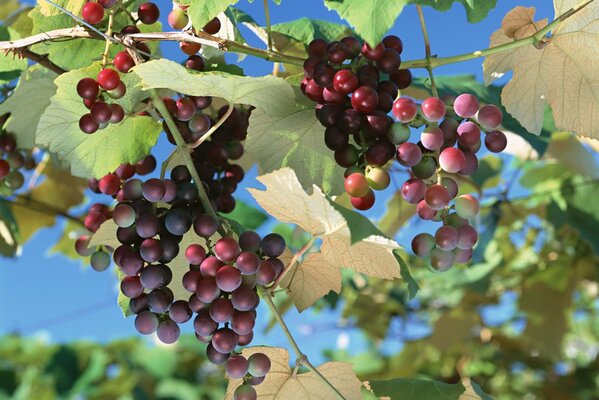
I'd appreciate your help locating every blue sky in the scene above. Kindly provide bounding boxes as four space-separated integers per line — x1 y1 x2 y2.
0 0 554 363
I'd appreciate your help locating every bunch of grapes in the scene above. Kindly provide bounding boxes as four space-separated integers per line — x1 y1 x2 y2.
301 35 412 210
0 133 36 195
162 97 250 213
87 155 156 199
394 93 506 270
75 232 114 271
167 4 222 58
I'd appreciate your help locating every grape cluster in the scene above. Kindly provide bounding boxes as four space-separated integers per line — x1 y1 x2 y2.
82 1 159 26
76 68 126 134
0 133 36 195
167 4 222 58
301 35 412 210
75 232 113 271
162 97 250 213
107 176 284 396
394 93 506 270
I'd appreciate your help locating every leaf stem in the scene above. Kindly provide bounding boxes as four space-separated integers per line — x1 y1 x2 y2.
187 103 233 149
258 286 347 400
0 196 85 227
263 0 273 51
270 236 316 291
101 3 117 67
415 5 438 97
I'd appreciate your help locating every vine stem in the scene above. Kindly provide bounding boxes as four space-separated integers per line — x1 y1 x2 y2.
2 0 592 73
101 3 117 67
258 286 348 400
150 91 219 221
270 236 316 291
263 0 273 51
415 5 438 97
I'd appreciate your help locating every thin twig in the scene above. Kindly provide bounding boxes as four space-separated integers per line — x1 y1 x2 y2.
0 196 85 226
416 5 438 97
187 103 233 149
263 0 273 51
101 2 118 67
258 287 347 400
18 49 66 74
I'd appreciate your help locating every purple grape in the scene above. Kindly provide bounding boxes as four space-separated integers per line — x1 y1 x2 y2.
231 286 259 311
193 214 219 237
147 288 173 313
142 178 166 202
194 309 218 337
140 264 168 290
206 343 230 364
134 311 159 334
401 178 426 204
196 277 221 303
215 237 240 262
210 297 234 323
256 260 276 285
226 355 249 379
231 310 255 335
113 203 136 228
235 251 260 275
212 328 239 354
157 319 180 344
216 266 242 292
453 93 479 118
200 256 224 278
396 142 422 167
140 238 163 263
169 300 192 323
248 353 271 377
434 225 459 251
121 275 144 298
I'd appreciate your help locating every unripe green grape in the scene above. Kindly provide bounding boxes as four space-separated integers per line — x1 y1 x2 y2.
91 250 111 271
387 122 410 144
365 167 390 190
247 353 271 377
454 194 480 219
233 384 257 400
411 157 436 180
0 182 13 196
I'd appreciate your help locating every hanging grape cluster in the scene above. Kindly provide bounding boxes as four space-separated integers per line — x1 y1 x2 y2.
0 133 36 195
301 35 412 210
394 93 506 270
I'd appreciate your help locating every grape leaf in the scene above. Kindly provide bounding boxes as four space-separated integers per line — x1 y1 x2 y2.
223 200 267 230
225 347 362 400
323 0 408 46
133 59 295 117
414 0 497 23
280 252 342 312
11 164 87 242
0 0 19 19
543 131 599 178
0 200 19 257
271 17 353 46
49 219 87 262
369 378 493 399
483 3 599 139
0 26 28 83
244 88 345 195
36 64 162 179
177 0 239 35
248 168 401 311
0 65 58 149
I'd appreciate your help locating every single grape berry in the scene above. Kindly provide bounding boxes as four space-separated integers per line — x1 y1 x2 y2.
97 68 121 90
454 194 480 219
411 233 435 257
260 233 286 257
439 147 465 173
453 94 479 118
82 2 104 24
424 184 450 211
477 104 503 130
333 69 358 94
350 190 375 210
203 17 221 34
79 114 99 134
351 86 379 113
215 237 241 262
234 385 257 400
137 2 160 24
484 130 507 153
421 97 446 122
396 142 422 167
393 98 418 122
113 51 135 73
247 353 271 377
366 167 390 190
77 78 100 99
226 355 250 379
168 8 189 30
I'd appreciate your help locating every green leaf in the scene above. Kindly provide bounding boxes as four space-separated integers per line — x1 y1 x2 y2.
329 200 386 243
369 378 493 400
49 219 87 262
36 64 162 179
223 201 267 231
271 17 353 45
408 75 553 156
0 27 28 83
548 177 599 254
378 191 417 238
0 65 58 149
471 155 503 189
414 0 497 23
133 59 295 117
178 0 239 34
245 89 345 195
0 200 20 257
394 251 419 299
323 0 408 46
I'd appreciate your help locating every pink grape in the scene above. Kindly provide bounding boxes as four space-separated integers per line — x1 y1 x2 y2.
421 97 446 122
424 184 450 211
420 127 444 150
417 200 437 220
439 147 465 173
401 178 426 204
396 142 422 167
457 224 478 249
477 104 503 130
430 248 455 271
454 248 473 263
459 151 478 175
393 98 418 122
435 225 459 251
453 94 479 118
457 121 480 147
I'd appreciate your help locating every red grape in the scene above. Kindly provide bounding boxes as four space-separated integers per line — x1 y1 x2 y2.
421 97 446 122
453 94 479 118
82 2 104 24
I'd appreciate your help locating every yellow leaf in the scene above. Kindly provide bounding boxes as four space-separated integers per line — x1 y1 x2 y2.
483 2 599 139
225 347 362 400
248 168 400 311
